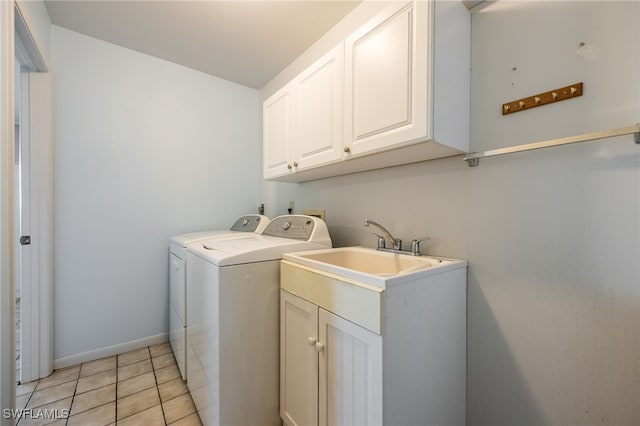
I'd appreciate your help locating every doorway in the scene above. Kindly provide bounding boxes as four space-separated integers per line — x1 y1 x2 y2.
12 2 53 387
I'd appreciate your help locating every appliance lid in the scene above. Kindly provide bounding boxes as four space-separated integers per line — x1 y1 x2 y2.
170 214 271 247
195 238 332 266
188 215 332 266
170 230 234 247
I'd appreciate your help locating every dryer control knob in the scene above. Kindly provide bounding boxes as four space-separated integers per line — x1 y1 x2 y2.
242 219 249 226
282 221 292 230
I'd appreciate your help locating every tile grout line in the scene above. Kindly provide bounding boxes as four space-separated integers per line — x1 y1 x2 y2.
148 345 170 426
64 363 80 425
113 346 161 424
115 351 120 425
151 346 170 425
67 367 80 426
17 387 35 424
68 361 112 424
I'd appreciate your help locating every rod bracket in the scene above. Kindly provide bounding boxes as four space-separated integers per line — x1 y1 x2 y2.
464 156 479 167
635 131 640 144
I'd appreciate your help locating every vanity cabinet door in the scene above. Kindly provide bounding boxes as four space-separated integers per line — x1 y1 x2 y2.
263 82 294 179
280 290 383 426
318 308 383 426
343 0 431 157
280 291 319 426
294 44 344 171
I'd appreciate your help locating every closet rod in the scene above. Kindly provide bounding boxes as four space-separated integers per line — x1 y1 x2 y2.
463 123 640 167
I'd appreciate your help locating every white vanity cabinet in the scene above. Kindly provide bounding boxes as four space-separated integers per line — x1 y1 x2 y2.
280 290 383 426
263 44 343 180
280 259 467 426
263 0 470 182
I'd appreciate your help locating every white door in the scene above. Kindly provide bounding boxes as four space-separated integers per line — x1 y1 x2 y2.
318 308 383 426
343 0 431 157
263 83 294 178
16 66 31 385
15 69 53 384
280 291 319 426
293 44 344 170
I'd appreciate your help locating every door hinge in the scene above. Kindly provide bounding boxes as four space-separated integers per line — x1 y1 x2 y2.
20 235 31 245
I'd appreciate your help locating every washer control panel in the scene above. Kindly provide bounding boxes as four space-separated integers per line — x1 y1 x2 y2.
229 215 266 232
263 216 316 240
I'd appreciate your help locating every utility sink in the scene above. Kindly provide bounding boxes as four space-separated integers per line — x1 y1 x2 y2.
283 246 466 288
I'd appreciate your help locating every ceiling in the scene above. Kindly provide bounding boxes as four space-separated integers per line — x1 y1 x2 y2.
45 1 362 89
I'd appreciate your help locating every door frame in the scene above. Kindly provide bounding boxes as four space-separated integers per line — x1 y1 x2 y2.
1 0 51 415
1 0 17 417
14 1 52 385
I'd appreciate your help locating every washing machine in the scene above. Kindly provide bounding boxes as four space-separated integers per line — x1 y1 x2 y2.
185 215 332 426
169 214 269 381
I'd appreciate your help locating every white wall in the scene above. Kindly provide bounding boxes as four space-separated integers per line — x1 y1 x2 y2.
260 1 639 424
51 26 260 363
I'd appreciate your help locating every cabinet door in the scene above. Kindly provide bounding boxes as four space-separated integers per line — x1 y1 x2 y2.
263 82 294 178
280 291 319 426
294 44 344 171
318 309 383 426
344 0 431 157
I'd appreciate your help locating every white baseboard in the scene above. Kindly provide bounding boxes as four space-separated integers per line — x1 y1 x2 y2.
53 333 168 370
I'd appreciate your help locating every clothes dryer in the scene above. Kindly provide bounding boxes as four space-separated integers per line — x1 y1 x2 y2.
169 214 269 380
185 215 332 426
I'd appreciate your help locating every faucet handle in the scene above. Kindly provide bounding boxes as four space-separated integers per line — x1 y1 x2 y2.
410 237 430 256
371 232 386 249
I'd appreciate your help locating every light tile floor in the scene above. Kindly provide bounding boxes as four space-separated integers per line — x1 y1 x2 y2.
15 343 201 426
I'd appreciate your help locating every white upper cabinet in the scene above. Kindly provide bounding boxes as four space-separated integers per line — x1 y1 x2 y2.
294 44 344 171
263 0 470 182
344 1 429 156
263 44 343 179
263 82 294 179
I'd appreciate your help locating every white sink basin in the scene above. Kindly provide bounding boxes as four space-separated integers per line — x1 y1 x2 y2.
283 246 466 288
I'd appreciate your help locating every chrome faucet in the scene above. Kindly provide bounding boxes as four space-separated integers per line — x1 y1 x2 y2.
363 218 402 250
364 218 430 256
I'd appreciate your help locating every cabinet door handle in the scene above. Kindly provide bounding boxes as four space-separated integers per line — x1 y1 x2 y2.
287 163 293 170
344 146 351 153
314 342 325 353
293 161 299 167
308 337 317 346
